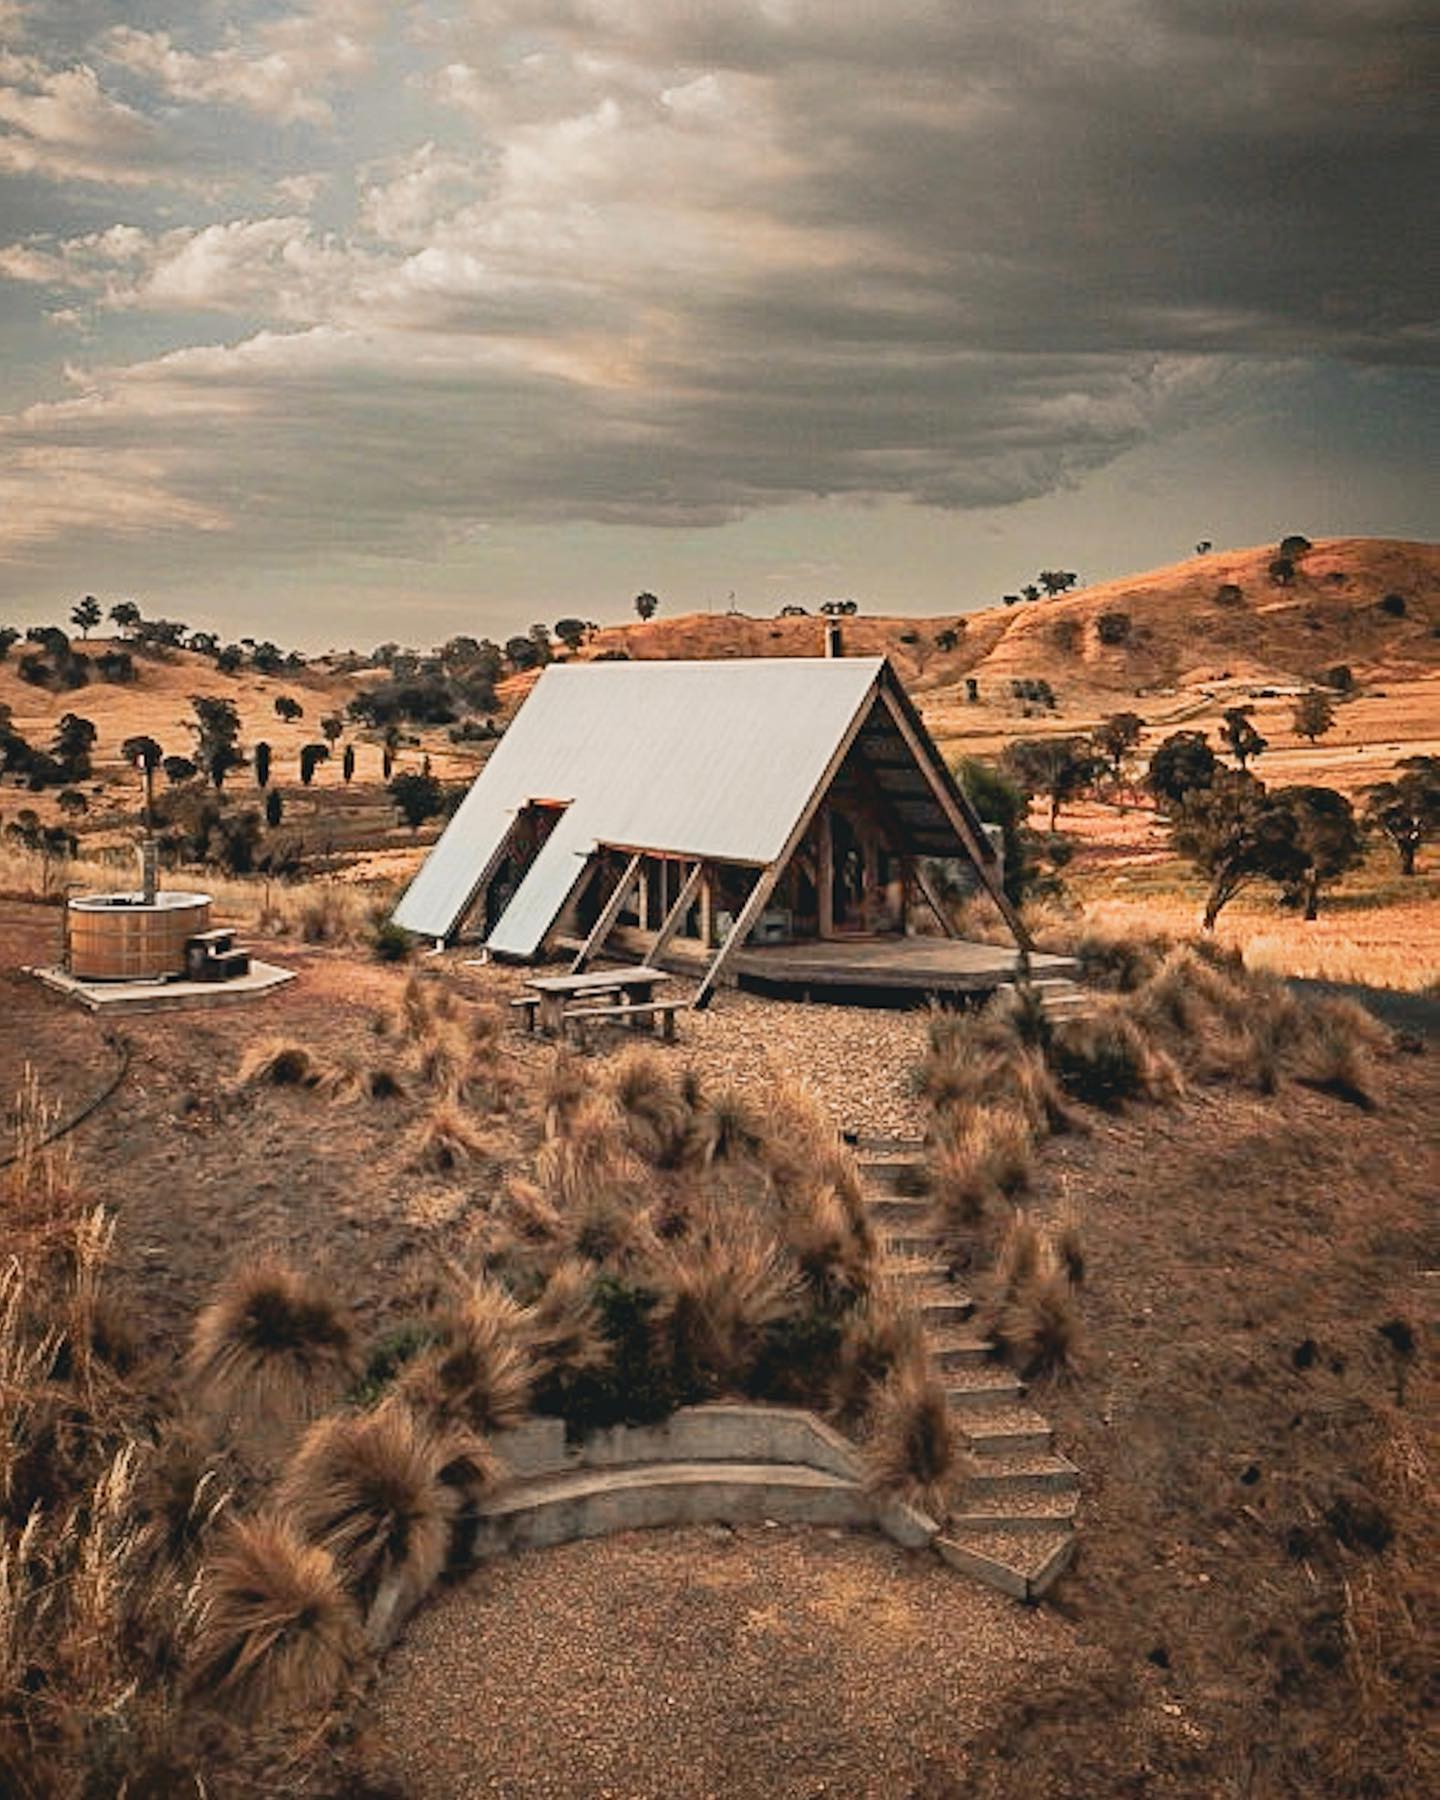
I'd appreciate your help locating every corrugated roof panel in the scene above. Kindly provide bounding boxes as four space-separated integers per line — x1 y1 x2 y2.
393 657 884 943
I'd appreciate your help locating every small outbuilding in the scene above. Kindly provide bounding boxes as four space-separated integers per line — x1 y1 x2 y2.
392 655 1044 1006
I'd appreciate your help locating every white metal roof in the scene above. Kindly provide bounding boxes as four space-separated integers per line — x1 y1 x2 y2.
392 656 885 947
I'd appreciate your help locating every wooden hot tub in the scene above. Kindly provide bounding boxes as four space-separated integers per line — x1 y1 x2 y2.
67 891 212 981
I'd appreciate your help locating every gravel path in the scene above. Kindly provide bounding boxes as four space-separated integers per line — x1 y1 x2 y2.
363 1525 1074 1798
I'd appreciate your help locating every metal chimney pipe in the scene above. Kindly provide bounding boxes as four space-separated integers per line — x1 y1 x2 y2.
824 619 843 658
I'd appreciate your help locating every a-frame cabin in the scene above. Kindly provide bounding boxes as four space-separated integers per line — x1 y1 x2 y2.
392 655 1044 1006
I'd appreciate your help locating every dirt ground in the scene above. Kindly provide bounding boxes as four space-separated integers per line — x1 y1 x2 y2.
4 900 1434 1796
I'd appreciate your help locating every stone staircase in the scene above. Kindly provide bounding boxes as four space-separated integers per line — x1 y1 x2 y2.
856 1140 1079 1602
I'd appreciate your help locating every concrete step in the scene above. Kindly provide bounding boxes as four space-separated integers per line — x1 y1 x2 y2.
864 1193 931 1226
854 1154 924 1194
940 1366 1025 1411
965 1452 1080 1498
928 1328 999 1371
468 1461 872 1558
882 1232 938 1259
914 1288 977 1328
961 1407 1054 1457
884 1259 956 1288
948 1491 1080 1534
937 1528 1075 1602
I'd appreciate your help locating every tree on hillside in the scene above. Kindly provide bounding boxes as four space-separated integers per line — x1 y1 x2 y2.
529 623 553 666
389 769 444 831
254 741 272 788
1278 535 1312 560
299 742 330 786
1268 557 1296 587
57 788 88 818
1146 731 1218 810
188 631 218 657
1291 690 1336 744
1000 735 1102 832
187 695 245 789
1037 570 1079 597
1093 711 1145 785
554 617 587 653
109 600 141 636
51 714 97 781
162 754 197 786
0 626 19 660
274 695 304 723
935 626 963 653
70 596 101 639
1169 769 1305 929
215 644 244 673
265 788 284 829
504 634 539 673
1364 756 1440 876
320 713 344 745
1221 705 1267 770
120 734 163 773
1274 785 1362 919
1196 540 1212 555
1021 583 1041 604
342 742 355 783
634 592 659 621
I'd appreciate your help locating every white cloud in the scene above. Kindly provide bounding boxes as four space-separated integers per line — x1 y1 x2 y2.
358 142 488 247
103 1 384 128
0 51 178 185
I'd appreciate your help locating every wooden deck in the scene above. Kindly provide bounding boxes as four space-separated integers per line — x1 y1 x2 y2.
598 927 1077 1008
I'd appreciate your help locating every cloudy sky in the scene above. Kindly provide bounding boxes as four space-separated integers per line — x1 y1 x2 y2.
0 1 1434 649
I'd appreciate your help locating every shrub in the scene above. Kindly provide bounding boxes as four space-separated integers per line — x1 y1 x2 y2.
236 1036 324 1088
652 1215 803 1399
1213 582 1245 608
996 1265 1081 1380
1378 592 1407 618
189 1516 363 1720
371 920 412 963
1096 610 1132 646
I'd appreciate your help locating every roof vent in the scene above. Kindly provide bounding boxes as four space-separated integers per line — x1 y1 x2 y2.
824 620 843 658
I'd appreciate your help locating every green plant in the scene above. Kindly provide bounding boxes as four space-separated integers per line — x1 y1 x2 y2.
371 920 412 963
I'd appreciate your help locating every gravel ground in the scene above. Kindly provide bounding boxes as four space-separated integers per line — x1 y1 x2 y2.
448 957 933 1141
363 1524 1075 1799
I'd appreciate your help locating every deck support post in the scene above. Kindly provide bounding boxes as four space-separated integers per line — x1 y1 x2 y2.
570 853 642 974
694 864 784 1009
817 806 835 940
647 860 703 967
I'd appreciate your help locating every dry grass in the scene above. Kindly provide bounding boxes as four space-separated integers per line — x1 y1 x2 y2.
189 1515 363 1721
275 1404 462 1619
524 1258 608 1382
928 1103 1034 1244
651 1211 803 1397
608 1046 691 1168
236 1035 325 1089
188 1257 357 1423
865 1364 961 1518
397 1280 535 1435
411 1095 489 1171
833 1288 930 1423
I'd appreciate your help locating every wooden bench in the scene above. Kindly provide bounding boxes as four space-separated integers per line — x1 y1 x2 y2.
561 998 689 1043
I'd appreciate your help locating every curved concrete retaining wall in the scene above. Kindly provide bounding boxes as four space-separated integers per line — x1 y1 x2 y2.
499 1404 863 1483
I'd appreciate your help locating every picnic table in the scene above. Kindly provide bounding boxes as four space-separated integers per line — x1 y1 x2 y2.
519 965 674 1038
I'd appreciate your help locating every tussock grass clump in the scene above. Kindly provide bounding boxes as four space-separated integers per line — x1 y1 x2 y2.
397 1280 535 1434
928 1103 1034 1244
534 1098 642 1213
608 1046 690 1167
866 1364 961 1518
1293 999 1388 1110
541 1046 590 1140
833 1289 929 1422
525 1258 607 1382
411 1096 488 1171
996 1266 1081 1380
652 1213 803 1397
275 1404 465 1617
295 884 370 946
188 1258 357 1421
1048 1004 1181 1111
189 1515 363 1721
688 1080 766 1168
236 1036 324 1089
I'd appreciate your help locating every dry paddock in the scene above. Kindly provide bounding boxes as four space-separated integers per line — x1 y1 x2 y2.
362 1524 1079 1800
